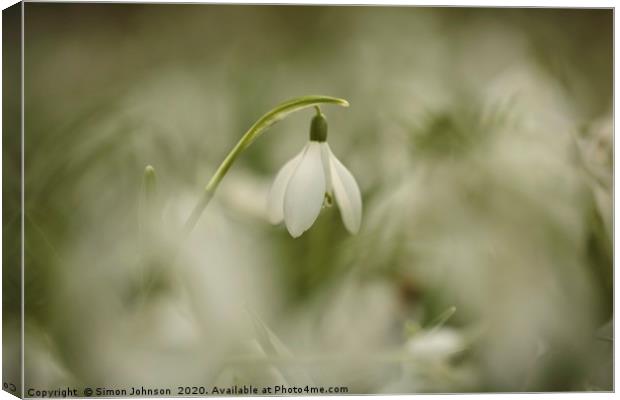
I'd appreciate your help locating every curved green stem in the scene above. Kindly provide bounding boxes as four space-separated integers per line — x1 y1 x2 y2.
182 95 349 236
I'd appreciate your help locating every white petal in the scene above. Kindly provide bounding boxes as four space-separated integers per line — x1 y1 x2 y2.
327 145 362 234
284 142 326 238
267 145 306 224
320 142 332 193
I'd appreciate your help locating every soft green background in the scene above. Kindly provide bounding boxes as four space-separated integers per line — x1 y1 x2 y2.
8 4 614 393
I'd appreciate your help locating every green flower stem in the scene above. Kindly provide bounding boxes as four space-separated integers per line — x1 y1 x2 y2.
182 95 349 236
427 306 457 332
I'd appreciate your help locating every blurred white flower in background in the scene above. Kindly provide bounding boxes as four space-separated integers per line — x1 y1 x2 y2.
406 328 465 362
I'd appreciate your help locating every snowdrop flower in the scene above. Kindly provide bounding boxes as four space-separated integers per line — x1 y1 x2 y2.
268 108 362 238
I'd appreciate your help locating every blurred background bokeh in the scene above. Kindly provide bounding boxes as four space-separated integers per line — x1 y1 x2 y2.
4 3 613 393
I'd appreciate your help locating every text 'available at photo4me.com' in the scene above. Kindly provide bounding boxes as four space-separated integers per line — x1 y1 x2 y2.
25 384 350 397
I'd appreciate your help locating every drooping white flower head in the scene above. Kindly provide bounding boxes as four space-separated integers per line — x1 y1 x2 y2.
267 110 362 238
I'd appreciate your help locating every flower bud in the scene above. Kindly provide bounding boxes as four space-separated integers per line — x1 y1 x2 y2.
309 111 328 142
